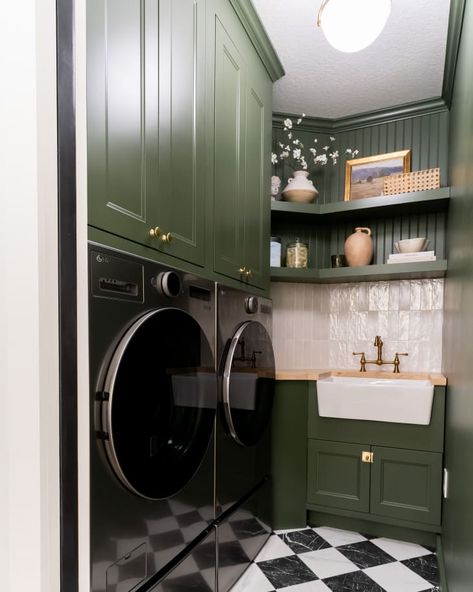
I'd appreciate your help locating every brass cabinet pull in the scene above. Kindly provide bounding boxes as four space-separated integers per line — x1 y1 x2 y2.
361 451 374 463
149 226 161 238
239 266 247 274
161 232 173 244
245 268 252 278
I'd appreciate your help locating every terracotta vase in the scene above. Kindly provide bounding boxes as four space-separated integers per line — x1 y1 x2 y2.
281 171 319 203
344 227 373 267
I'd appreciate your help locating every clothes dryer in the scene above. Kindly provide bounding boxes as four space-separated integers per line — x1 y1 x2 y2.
214 285 276 592
88 244 217 592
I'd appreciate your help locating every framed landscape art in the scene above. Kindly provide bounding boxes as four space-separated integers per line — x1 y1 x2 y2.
344 149 411 201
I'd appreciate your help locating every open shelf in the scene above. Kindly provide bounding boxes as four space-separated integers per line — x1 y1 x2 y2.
270 260 448 284
271 187 451 221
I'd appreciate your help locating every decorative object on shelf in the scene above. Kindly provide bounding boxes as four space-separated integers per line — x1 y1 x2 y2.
331 254 346 268
282 170 319 203
387 251 436 264
271 175 282 201
272 114 358 202
344 227 373 267
394 237 429 253
270 236 282 267
384 168 440 196
286 238 309 268
316 0 391 53
345 149 411 201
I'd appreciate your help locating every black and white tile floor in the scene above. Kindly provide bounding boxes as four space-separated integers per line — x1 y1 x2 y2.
230 525 440 592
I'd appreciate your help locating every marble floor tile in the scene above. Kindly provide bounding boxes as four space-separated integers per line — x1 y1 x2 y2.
279 528 332 554
336 540 396 569
255 534 295 562
402 554 440 587
322 569 385 591
228 562 274 592
298 547 359 580
371 537 432 561
313 526 367 547
283 581 332 592
364 561 433 592
258 555 319 589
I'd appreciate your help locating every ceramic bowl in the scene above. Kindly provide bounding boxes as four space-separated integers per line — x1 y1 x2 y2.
394 238 429 253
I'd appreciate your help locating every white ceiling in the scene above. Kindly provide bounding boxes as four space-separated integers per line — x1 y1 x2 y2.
252 0 451 119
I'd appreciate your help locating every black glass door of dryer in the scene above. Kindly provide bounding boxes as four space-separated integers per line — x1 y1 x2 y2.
223 321 275 447
99 308 216 500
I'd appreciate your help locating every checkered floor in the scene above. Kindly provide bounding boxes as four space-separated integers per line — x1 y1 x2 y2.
230 526 441 592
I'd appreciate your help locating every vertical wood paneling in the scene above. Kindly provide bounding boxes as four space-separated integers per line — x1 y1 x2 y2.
272 108 450 270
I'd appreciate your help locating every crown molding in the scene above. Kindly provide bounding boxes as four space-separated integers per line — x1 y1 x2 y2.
228 0 285 82
442 0 467 107
273 97 449 133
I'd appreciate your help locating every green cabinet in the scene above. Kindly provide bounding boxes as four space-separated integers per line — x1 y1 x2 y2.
88 0 207 267
307 440 442 526
307 440 370 513
212 0 272 289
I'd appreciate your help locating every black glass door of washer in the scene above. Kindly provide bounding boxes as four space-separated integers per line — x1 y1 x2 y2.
222 321 275 447
99 308 216 500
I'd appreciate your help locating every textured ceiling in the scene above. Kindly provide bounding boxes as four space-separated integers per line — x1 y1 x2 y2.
252 0 451 118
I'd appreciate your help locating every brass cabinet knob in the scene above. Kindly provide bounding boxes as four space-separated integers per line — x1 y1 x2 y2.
239 266 247 274
245 269 252 278
161 232 173 243
149 226 161 238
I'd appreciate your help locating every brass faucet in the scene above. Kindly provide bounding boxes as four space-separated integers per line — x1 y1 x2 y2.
353 336 408 373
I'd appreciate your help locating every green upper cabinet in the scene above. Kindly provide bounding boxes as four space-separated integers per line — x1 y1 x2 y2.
212 0 272 289
88 0 206 267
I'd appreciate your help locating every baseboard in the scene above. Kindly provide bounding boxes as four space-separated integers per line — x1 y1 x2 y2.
436 535 449 592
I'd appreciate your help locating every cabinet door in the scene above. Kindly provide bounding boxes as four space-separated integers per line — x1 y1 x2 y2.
153 0 206 266
213 10 246 282
87 0 159 244
307 440 370 513
370 446 443 525
243 59 271 290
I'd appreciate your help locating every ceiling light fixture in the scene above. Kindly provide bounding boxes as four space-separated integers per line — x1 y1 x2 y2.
317 0 392 53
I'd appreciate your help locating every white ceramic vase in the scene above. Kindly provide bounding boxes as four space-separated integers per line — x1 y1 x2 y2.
282 171 318 203
344 227 373 267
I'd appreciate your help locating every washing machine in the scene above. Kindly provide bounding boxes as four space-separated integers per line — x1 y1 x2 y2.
214 285 276 592
88 243 217 592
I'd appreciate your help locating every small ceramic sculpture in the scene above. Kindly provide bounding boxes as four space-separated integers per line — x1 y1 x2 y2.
271 175 281 201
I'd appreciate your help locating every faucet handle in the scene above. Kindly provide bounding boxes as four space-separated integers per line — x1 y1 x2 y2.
393 352 408 373
353 352 366 372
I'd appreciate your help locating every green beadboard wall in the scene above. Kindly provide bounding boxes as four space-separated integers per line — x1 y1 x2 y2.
272 106 450 268
442 0 473 589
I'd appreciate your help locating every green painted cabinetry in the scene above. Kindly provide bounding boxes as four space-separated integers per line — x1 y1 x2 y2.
212 0 272 289
307 440 442 526
88 0 206 267
307 383 446 530
307 440 370 513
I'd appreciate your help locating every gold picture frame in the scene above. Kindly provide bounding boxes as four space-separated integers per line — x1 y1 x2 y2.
344 149 411 201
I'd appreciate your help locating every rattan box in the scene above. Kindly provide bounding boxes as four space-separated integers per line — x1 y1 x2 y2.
384 167 440 195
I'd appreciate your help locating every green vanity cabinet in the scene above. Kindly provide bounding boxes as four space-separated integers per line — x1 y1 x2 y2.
307 383 446 530
307 440 371 513
307 440 443 526
212 0 272 290
88 0 208 268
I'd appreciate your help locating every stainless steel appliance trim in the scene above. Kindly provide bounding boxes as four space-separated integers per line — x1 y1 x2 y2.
222 321 251 447
101 306 206 500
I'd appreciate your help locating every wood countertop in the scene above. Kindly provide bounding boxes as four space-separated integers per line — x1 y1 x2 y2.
275 369 447 386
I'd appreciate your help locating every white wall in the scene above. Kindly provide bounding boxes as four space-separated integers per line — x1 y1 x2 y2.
272 279 444 372
0 1 60 590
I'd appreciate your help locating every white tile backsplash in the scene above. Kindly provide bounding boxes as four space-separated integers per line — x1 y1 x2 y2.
271 279 444 372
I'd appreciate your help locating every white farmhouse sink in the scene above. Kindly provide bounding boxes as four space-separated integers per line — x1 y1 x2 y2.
316 376 434 425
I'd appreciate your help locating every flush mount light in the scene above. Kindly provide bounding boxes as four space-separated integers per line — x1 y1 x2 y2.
317 0 392 53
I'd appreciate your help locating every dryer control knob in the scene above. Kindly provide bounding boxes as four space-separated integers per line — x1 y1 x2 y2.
245 296 259 314
155 271 181 298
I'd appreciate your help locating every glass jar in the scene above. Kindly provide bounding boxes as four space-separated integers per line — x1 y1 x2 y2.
270 236 282 267
286 238 309 268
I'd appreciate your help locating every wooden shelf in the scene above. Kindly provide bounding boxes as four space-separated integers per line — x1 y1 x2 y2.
270 260 448 284
271 187 450 221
